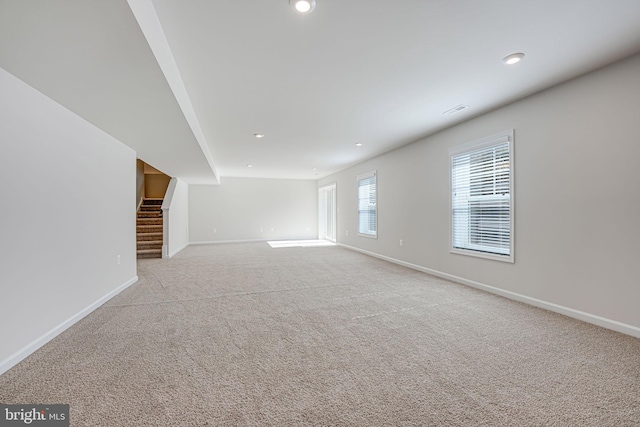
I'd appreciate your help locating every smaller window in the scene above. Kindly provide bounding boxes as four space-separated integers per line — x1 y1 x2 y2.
357 171 377 238
450 130 514 262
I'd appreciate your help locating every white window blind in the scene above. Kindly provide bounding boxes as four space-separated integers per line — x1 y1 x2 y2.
451 131 514 262
357 171 377 237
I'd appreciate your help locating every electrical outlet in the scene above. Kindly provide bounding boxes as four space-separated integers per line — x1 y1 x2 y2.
400 239 404 247
271 227 274 232
260 228 263 232
346 230 349 236
116 255 121 265
213 228 217 234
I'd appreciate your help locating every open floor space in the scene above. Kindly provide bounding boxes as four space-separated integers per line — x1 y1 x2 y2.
1 243 638 425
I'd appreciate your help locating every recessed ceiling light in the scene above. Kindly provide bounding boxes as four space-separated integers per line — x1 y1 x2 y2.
290 0 316 14
503 53 525 65
254 133 264 138
355 142 363 147
312 168 317 171
246 164 253 168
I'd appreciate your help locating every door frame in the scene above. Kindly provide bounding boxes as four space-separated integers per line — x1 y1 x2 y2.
318 183 337 242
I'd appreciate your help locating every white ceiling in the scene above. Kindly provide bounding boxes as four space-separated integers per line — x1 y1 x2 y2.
2 0 640 183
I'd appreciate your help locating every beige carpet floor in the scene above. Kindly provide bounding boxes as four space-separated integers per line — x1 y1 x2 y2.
1 243 639 426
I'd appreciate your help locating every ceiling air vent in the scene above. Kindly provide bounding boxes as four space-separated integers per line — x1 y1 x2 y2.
443 104 470 116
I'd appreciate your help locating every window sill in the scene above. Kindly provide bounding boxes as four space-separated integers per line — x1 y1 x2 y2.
450 248 514 263
358 233 378 239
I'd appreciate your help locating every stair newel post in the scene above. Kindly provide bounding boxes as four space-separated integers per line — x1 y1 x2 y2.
161 202 169 259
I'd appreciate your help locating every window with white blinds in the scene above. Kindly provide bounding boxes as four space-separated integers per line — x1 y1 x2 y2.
450 130 514 262
357 171 377 238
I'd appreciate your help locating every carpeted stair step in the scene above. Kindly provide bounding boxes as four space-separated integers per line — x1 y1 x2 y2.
137 232 163 241
142 198 163 206
137 240 163 250
137 224 163 233
137 249 162 259
137 211 162 218
140 205 162 212
137 218 163 225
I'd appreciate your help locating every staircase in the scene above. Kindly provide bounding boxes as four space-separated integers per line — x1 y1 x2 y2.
137 198 163 259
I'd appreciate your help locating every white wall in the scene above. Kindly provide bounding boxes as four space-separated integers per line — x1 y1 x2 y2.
162 177 189 257
189 178 317 243
318 53 640 334
0 67 138 374
136 159 145 208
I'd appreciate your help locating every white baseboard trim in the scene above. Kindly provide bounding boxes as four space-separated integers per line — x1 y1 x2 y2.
0 275 139 376
339 244 640 338
164 242 190 258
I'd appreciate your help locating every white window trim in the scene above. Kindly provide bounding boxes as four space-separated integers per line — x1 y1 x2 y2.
449 130 515 263
357 170 378 239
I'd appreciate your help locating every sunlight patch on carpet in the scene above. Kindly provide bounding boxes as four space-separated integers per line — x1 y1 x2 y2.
267 240 336 248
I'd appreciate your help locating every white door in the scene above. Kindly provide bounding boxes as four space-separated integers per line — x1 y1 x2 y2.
318 184 337 242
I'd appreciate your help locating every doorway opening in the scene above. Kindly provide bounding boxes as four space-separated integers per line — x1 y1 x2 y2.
136 160 171 259
318 183 337 242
